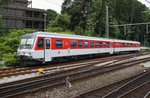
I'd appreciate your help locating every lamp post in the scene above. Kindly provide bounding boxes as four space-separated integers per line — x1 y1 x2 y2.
43 13 47 32
106 4 109 38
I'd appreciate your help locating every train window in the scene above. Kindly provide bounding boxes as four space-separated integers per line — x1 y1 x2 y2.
124 43 126 47
95 42 99 48
116 43 119 47
20 38 34 49
20 39 27 45
106 42 110 47
38 38 44 48
46 39 50 49
78 40 83 48
120 43 123 47
84 41 89 48
90 41 94 48
103 42 106 48
71 40 76 48
99 42 103 48
122 43 124 47
56 40 63 48
129 43 131 47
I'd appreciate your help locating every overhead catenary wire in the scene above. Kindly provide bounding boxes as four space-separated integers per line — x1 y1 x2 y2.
45 0 62 6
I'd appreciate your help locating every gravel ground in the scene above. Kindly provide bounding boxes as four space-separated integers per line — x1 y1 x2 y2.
16 63 149 98
144 61 150 68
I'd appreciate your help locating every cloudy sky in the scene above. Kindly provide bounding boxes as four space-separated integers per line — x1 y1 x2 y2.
31 0 150 13
31 0 63 13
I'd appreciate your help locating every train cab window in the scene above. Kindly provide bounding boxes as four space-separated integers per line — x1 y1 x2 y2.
99 42 103 48
84 41 89 48
38 38 44 48
95 42 99 48
78 40 83 48
46 39 50 49
56 40 63 48
71 40 76 48
90 41 94 48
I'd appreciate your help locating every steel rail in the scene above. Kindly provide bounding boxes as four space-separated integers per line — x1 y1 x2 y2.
73 72 146 98
144 91 150 98
118 80 150 98
102 70 150 98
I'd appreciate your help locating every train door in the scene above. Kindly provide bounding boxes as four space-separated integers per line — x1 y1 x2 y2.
44 38 52 62
110 41 113 54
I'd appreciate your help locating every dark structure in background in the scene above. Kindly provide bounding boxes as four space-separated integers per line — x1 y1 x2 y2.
2 0 45 31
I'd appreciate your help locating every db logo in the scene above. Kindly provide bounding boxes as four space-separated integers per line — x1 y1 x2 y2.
58 51 60 54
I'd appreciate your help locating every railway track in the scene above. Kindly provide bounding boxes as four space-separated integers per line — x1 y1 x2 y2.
74 73 147 98
102 70 150 98
0 52 146 79
0 54 149 98
0 54 142 78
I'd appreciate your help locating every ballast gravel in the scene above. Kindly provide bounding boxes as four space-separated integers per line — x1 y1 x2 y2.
16 63 149 98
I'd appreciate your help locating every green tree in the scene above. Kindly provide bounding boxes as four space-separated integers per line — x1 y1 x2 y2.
62 0 94 31
46 9 58 21
0 29 35 66
61 0 150 46
47 14 70 32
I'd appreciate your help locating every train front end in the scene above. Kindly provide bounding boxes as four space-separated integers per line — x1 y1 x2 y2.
17 33 39 65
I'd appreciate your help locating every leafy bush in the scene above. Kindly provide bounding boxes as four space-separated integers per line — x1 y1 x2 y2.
61 30 75 35
74 26 84 35
0 29 35 67
46 27 64 32
47 14 70 31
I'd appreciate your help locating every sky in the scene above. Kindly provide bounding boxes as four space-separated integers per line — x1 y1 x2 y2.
31 0 63 13
31 0 150 13
138 0 150 7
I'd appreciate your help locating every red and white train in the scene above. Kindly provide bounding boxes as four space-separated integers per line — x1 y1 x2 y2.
17 32 140 64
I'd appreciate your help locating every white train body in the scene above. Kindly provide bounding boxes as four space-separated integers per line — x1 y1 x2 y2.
17 32 140 63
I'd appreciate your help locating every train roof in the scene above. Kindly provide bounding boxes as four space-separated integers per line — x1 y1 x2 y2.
22 31 140 44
